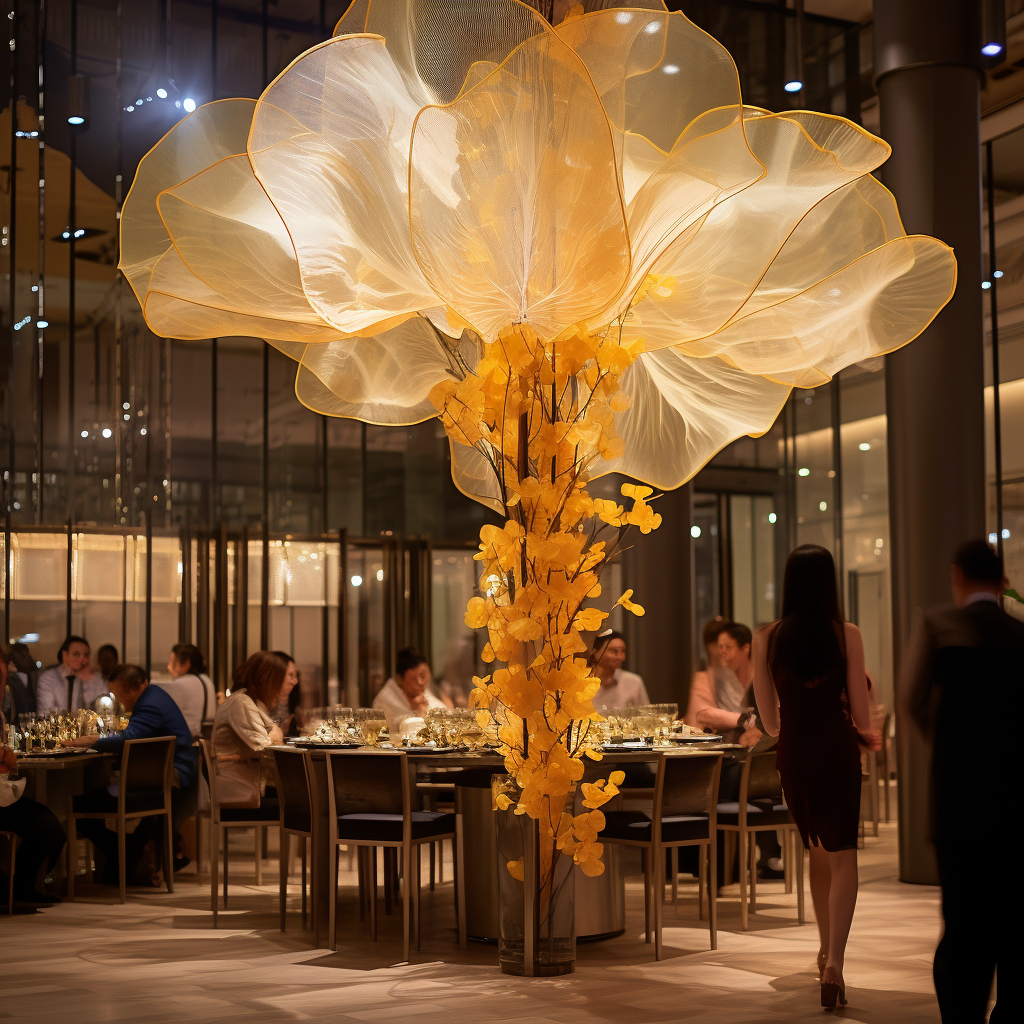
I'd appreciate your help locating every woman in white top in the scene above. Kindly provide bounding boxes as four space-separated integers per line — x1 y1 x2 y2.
589 630 649 711
211 651 285 808
158 644 216 739
372 647 447 735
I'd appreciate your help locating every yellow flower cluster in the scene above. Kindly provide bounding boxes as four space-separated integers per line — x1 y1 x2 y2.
431 318 661 875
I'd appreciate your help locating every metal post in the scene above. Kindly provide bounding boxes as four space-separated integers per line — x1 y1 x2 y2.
34 0 46 524
5 0 16 645
986 141 1004 560
145 506 152 674
338 528 348 706
67 0 77 525
831 378 845 614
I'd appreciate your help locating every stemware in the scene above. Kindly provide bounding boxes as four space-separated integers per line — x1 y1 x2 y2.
355 708 387 747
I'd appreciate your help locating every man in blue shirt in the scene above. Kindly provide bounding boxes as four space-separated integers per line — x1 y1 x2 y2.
65 663 197 886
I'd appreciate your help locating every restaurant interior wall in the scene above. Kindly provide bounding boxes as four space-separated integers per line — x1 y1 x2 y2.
7 1 1002 718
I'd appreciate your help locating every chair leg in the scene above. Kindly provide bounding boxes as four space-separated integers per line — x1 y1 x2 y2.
254 825 263 886
456 817 467 949
698 844 707 921
709 833 718 951
369 847 378 940
301 838 308 929
413 845 422 952
654 843 664 961
223 827 230 908
118 823 127 905
784 830 794 894
280 832 289 932
383 847 394 916
357 847 366 922
882 747 891 823
6 838 14 915
737 830 748 931
402 841 413 964
749 833 757 913
642 848 652 943
164 812 175 894
329 845 339 951
670 847 678 907
211 825 219 926
66 803 76 902
429 838 436 892
796 837 806 924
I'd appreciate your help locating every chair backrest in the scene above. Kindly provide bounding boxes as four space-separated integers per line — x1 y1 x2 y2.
270 747 313 834
741 749 783 804
325 751 409 821
655 752 723 833
121 736 175 812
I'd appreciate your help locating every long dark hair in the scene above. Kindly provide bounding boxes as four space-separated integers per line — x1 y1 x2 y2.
771 545 844 682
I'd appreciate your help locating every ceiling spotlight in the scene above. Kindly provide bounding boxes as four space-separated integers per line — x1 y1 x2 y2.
123 402 130 410
689 525 702 539
157 88 168 99
36 319 48 328
768 512 778 524
183 97 196 112
859 442 871 451
140 427 147 436
994 269 1004 278
351 575 363 587
125 105 135 112
80 430 89 438
68 73 89 127
983 280 992 290
798 467 810 477
982 1 1007 58
784 0 805 95
102 428 112 438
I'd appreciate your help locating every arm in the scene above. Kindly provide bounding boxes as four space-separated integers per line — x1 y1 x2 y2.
751 626 780 737
844 623 880 750
223 696 280 753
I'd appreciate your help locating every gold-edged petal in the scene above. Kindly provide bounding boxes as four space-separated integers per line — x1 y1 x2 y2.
598 347 790 488
408 30 630 342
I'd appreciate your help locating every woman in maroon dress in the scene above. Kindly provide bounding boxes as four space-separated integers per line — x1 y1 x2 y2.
753 545 880 1010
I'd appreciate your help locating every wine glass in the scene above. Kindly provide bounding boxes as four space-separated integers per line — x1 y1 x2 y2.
355 708 387 747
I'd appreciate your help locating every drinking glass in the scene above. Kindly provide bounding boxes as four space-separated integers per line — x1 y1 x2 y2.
355 708 387 747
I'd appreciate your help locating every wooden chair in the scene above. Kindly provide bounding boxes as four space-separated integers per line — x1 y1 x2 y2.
67 735 175 904
326 750 466 963
717 749 804 930
1 831 15 914
269 747 314 932
601 751 724 959
199 740 282 927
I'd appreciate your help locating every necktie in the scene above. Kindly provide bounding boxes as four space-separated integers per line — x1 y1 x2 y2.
67 676 77 711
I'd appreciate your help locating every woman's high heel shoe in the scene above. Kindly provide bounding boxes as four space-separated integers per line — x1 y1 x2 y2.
817 950 828 977
820 967 847 1011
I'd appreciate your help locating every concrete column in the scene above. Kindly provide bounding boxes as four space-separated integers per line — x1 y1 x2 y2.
875 0 986 884
624 482 694 706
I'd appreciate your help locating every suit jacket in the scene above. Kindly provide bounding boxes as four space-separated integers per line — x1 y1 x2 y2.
903 598 1024 840
93 683 196 790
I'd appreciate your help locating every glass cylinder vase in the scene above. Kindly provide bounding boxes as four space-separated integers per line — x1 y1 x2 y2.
492 775 576 976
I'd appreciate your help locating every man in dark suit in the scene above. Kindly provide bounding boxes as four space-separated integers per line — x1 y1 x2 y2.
902 540 1023 1024
65 663 197 885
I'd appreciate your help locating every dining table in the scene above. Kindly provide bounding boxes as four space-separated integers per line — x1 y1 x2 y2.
15 749 116 889
274 740 749 949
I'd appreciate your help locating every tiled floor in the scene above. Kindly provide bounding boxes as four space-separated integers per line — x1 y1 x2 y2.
8 822 946 1023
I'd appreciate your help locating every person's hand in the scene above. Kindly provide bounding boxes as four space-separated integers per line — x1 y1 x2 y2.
62 735 98 749
739 727 763 747
409 692 429 714
269 725 284 745
857 728 882 752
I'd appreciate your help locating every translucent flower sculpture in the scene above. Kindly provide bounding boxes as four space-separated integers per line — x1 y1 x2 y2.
120 0 955 876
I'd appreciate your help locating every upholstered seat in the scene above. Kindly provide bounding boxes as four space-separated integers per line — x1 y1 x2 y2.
602 810 709 843
336 811 456 843
716 800 792 827
218 799 281 822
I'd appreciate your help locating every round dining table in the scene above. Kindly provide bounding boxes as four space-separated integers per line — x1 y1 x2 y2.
278 741 747 948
